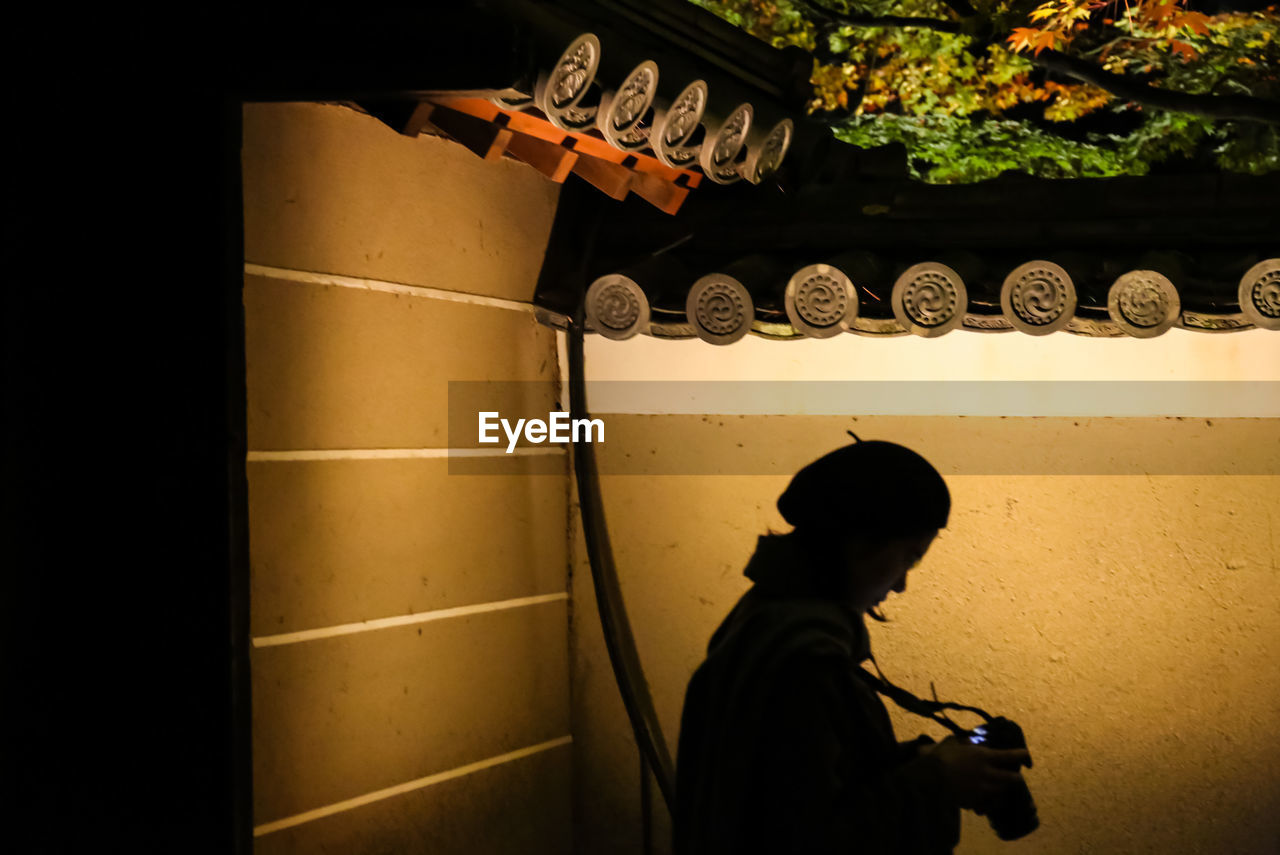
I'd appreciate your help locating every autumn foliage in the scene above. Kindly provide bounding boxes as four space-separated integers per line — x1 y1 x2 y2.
689 0 1279 182
1006 0 1213 58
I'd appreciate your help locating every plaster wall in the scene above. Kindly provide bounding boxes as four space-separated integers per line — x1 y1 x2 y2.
569 338 1280 854
242 102 569 854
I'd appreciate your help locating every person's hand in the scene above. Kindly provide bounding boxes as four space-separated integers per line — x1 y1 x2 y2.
925 736 1031 813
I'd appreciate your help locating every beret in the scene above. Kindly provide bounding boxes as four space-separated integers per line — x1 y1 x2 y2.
777 439 950 536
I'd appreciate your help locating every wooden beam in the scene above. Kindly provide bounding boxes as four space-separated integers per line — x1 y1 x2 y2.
359 100 436 137
629 170 690 215
423 102 511 161
505 131 579 183
400 101 436 137
571 153 633 200
435 97 701 188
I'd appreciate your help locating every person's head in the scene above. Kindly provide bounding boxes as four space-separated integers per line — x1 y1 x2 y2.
776 437 949 613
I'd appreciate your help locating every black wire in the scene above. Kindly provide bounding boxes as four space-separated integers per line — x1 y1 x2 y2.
567 191 676 810
641 751 653 855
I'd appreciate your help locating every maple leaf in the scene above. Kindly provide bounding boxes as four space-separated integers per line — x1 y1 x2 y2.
1030 4 1059 22
1139 0 1179 25
1065 4 1093 23
1169 39 1198 60
1172 10 1211 36
1033 30 1063 55
1006 27 1039 52
1007 26 1069 55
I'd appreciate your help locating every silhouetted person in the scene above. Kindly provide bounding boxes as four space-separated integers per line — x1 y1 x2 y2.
673 438 1030 854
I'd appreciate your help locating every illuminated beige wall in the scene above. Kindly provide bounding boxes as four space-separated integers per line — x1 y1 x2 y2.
569 336 1280 853
243 102 570 854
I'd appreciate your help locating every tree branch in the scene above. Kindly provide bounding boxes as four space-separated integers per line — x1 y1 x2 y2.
1029 48 1280 124
795 0 1280 124
794 1 962 33
937 0 977 18
830 13 962 31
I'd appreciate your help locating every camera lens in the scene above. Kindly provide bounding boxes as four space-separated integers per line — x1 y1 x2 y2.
980 718 1039 841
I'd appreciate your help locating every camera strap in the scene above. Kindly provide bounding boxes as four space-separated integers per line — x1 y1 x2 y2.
856 655 994 735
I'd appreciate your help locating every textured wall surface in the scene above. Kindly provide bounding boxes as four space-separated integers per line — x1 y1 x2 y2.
569 415 1280 854
242 102 559 301
243 102 569 854
243 273 557 451
248 458 566 637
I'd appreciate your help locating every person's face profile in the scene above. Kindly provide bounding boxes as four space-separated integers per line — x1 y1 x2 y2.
838 529 938 612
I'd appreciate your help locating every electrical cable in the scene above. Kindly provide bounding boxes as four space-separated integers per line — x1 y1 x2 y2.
568 305 676 812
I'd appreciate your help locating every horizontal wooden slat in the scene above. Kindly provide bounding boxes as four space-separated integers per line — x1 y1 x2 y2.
254 742 571 855
244 273 558 450
248 457 567 636
242 102 559 302
253 599 569 824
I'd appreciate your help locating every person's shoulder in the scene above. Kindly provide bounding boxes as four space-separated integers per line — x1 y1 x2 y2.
740 595 861 662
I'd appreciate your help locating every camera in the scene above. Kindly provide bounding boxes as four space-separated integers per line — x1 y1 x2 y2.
964 716 1039 841
856 662 1040 841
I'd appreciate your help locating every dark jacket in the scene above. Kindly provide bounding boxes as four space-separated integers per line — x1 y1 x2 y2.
673 534 961 854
